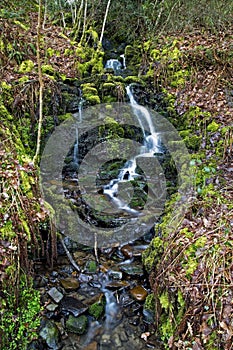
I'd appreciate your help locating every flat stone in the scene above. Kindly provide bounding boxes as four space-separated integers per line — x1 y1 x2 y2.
61 296 88 317
119 264 144 277
105 280 130 290
48 287 64 303
130 285 148 301
60 277 79 291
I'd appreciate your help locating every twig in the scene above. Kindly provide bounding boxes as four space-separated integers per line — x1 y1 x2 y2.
60 236 80 272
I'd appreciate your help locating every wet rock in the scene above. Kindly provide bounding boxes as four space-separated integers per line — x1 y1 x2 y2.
113 333 122 347
100 334 111 345
78 273 93 283
119 330 128 342
105 280 130 290
66 314 88 334
61 296 88 317
39 319 61 350
60 277 80 291
143 309 154 324
121 244 133 259
82 341 98 350
108 270 123 280
130 285 148 301
48 287 64 303
119 264 144 277
88 301 105 319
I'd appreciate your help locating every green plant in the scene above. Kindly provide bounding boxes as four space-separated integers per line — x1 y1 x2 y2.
0 274 41 350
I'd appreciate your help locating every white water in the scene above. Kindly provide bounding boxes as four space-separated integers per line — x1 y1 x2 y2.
120 54 126 69
105 59 122 71
73 98 84 164
102 85 160 214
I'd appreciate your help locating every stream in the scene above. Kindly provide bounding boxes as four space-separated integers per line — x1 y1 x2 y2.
34 60 169 350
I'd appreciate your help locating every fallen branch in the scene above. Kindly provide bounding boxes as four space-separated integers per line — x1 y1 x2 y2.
60 236 80 272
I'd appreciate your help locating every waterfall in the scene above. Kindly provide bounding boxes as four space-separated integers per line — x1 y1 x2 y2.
73 97 84 164
102 85 160 215
105 59 122 73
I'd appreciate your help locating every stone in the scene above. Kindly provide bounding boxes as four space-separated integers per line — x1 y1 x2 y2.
46 303 59 312
119 264 144 277
61 296 88 317
47 287 64 303
105 280 130 290
130 285 148 301
121 244 133 258
66 315 88 334
60 277 79 291
39 319 61 350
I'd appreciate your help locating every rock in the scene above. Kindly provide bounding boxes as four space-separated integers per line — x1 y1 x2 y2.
108 270 123 280
130 286 148 301
61 296 88 317
39 319 61 350
88 301 104 319
66 315 88 334
82 341 98 350
60 277 79 291
119 264 144 277
47 287 64 303
46 303 59 312
105 280 130 290
121 244 133 259
119 330 128 342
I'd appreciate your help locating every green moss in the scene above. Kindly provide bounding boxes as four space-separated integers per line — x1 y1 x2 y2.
64 48 74 56
142 236 164 272
207 121 220 132
41 64 54 75
144 294 155 312
88 301 104 319
18 59 34 73
47 47 55 57
13 20 29 31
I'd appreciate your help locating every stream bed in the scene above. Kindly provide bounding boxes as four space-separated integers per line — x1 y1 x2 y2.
33 235 164 350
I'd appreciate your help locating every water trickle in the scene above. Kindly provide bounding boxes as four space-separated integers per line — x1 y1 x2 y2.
73 97 84 164
120 54 126 69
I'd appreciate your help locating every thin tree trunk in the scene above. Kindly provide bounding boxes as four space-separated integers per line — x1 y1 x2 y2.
80 0 88 44
99 0 111 47
33 0 43 165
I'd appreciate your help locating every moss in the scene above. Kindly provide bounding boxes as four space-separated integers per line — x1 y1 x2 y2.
207 121 220 132
47 47 55 57
41 64 55 75
144 294 155 312
18 59 34 74
64 48 73 56
88 301 104 319
142 236 164 272
85 95 100 104
124 76 144 84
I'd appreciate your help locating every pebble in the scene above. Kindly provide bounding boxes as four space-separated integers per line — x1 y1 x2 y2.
130 285 148 301
60 277 80 291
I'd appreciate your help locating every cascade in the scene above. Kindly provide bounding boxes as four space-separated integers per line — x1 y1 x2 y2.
102 85 161 215
104 59 122 72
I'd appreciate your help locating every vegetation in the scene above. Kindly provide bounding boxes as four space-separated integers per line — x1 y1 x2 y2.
0 0 232 349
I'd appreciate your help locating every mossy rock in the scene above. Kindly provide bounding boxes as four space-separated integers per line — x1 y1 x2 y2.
85 95 101 104
66 315 88 334
88 301 104 319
